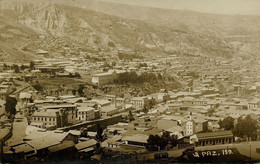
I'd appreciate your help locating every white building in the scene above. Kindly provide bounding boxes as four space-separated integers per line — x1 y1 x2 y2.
131 97 147 108
184 119 194 136
77 105 95 121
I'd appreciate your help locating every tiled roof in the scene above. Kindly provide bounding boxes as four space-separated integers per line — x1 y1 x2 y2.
197 131 233 140
48 141 75 153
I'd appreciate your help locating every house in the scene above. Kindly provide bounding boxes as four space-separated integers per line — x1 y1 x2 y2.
147 93 167 103
179 97 195 106
92 71 117 85
22 130 77 158
248 98 260 110
193 118 208 134
88 99 111 107
192 99 207 106
19 92 32 103
75 139 97 151
77 105 95 121
0 85 10 100
131 97 147 108
48 141 76 157
157 117 179 130
101 105 120 116
37 49 49 57
122 134 149 147
183 119 194 136
103 135 122 148
192 131 234 146
183 117 208 136
35 66 64 74
105 95 125 104
5 142 36 161
31 109 65 129
75 139 96 155
42 104 77 124
164 126 184 139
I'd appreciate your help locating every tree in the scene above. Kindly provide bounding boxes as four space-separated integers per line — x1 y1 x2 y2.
206 108 215 116
149 98 156 108
30 61 35 70
242 105 248 110
115 71 164 85
75 72 81 79
3 63 7 70
78 84 84 97
215 103 220 108
163 95 171 103
186 71 199 79
103 62 110 68
139 63 148 68
33 81 43 91
144 98 156 112
111 61 116 66
152 65 157 70
113 130 118 135
147 134 160 151
143 105 149 114
13 64 19 73
169 134 179 147
219 116 234 130
157 73 163 80
72 89 77 95
108 41 115 47
20 64 26 70
128 110 135 122
147 133 169 151
233 115 257 140
5 95 17 116
95 123 104 142
93 104 98 110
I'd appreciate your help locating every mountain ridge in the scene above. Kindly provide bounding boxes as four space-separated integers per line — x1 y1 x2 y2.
0 0 259 62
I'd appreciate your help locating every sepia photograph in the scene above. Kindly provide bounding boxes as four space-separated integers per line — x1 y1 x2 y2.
0 0 260 163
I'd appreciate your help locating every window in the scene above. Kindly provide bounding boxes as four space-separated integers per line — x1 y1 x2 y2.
45 118 47 121
256 148 260 153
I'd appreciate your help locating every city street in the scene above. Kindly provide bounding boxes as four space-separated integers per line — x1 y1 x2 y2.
6 114 28 147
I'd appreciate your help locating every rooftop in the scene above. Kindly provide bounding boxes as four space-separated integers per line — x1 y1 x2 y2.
48 141 75 153
122 134 149 143
78 106 95 112
197 131 233 140
75 139 97 150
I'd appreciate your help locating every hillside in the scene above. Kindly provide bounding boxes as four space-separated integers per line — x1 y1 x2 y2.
0 0 260 62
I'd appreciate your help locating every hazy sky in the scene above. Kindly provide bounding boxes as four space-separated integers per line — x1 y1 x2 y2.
100 0 260 15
